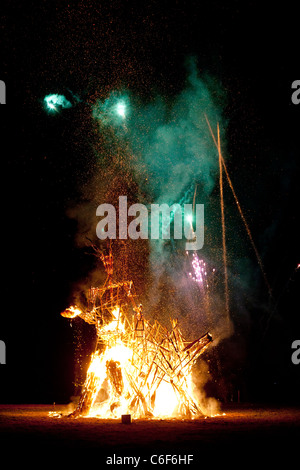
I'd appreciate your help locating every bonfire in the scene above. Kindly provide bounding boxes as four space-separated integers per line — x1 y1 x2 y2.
61 246 213 419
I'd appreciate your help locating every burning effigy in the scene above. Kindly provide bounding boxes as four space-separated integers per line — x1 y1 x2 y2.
61 246 213 419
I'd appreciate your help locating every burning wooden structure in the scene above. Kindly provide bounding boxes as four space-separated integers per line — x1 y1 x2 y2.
61 247 213 419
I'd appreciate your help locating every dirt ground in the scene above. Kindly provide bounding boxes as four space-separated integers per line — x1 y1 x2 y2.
0 403 299 467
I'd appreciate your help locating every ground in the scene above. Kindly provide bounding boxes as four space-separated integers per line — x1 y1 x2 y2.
0 404 299 467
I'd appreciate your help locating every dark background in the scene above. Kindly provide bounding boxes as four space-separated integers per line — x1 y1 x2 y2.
0 0 299 405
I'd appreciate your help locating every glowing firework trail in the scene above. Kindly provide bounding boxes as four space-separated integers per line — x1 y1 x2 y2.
192 184 197 214
221 149 272 298
205 115 273 300
218 123 230 320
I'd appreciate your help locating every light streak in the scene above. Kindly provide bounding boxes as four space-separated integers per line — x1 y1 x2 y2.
205 115 273 300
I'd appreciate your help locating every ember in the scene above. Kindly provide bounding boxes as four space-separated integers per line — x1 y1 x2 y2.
61 246 213 419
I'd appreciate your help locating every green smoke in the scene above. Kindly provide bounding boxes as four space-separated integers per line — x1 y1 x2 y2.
93 57 225 205
89 58 228 335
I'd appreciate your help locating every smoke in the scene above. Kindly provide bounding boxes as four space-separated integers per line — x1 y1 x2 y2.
69 56 231 342
62 57 249 410
117 56 225 204
122 57 229 341
192 359 222 417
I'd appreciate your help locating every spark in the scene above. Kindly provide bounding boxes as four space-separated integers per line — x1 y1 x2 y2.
189 253 209 287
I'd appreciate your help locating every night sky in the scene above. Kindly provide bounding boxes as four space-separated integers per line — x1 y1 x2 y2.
0 0 299 405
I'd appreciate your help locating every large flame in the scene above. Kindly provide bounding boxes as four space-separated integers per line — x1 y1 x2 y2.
60 252 213 420
66 303 213 420
153 381 179 417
